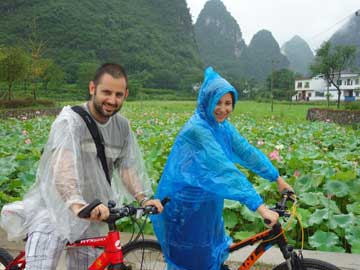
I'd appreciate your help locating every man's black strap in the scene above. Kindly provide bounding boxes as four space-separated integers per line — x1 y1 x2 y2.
71 106 111 185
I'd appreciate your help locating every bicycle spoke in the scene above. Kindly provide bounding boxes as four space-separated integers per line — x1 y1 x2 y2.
124 248 166 270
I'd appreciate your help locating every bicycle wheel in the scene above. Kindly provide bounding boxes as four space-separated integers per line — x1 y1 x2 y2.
272 258 340 270
0 248 14 270
122 240 166 270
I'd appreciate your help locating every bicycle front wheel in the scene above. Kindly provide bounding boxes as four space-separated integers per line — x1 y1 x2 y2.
122 240 166 270
0 248 14 270
272 258 340 270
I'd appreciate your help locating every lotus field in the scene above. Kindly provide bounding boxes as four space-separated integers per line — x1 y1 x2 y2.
0 101 359 253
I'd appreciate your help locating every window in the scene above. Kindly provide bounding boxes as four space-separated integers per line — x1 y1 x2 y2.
355 78 359 85
337 80 342 85
308 93 312 97
305 82 310 88
315 92 324 97
347 79 352 85
297 82 302 88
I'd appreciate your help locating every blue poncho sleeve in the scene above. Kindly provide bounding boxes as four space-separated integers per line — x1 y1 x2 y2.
228 123 279 182
177 124 264 211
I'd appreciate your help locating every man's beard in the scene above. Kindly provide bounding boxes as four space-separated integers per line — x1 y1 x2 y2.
92 96 121 119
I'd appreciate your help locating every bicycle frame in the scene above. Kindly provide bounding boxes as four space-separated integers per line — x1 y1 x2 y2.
4 230 127 270
229 223 289 270
68 230 125 270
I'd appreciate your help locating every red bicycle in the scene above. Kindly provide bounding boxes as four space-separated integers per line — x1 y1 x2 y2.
0 198 169 270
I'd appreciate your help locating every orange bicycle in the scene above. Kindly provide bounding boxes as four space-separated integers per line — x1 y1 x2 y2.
221 190 340 270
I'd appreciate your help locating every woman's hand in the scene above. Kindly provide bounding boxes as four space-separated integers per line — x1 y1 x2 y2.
257 204 279 227
276 176 293 193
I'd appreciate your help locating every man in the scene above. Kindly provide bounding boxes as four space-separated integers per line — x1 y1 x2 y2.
2 63 163 269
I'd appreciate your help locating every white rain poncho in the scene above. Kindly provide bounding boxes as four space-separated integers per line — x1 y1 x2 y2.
1 105 152 242
151 67 279 270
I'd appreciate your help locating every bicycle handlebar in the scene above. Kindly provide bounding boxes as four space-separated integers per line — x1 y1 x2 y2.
264 189 296 225
78 197 170 221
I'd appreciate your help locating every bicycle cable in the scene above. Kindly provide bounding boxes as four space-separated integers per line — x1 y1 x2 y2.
262 196 305 251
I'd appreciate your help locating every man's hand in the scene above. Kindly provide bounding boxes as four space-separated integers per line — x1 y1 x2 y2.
143 199 164 213
257 204 279 227
71 203 110 221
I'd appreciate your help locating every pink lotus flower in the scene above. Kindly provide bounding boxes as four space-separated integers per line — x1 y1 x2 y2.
268 149 281 161
21 130 29 136
24 138 31 144
293 170 300 177
21 116 27 120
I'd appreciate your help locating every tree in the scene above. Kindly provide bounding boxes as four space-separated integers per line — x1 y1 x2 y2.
27 17 48 100
42 60 65 91
76 62 99 90
266 69 296 101
310 41 356 108
0 46 28 100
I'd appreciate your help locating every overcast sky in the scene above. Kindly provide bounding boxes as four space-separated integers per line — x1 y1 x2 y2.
186 0 360 52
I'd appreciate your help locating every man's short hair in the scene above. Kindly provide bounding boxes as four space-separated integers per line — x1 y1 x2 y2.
93 63 128 88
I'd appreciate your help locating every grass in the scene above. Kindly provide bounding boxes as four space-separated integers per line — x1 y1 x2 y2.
0 98 336 125
120 100 325 124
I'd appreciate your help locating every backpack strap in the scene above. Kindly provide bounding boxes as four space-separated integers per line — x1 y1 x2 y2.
71 105 111 185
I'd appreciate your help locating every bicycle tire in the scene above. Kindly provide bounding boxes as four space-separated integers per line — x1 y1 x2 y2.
0 248 14 269
122 239 166 270
272 258 340 270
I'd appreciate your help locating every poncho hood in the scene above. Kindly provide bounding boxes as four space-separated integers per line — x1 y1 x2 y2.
196 67 238 127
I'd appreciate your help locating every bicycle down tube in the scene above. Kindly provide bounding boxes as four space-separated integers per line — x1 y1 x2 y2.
229 223 288 270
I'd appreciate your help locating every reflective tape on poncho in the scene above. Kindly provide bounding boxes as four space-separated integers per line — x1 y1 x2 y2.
151 67 279 270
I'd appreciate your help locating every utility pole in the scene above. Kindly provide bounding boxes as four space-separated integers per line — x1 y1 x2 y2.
271 59 274 112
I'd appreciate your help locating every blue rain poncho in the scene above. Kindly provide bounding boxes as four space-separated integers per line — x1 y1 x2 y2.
151 67 280 270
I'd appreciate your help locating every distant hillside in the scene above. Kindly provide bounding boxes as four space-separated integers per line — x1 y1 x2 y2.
239 30 289 81
194 0 246 78
194 0 289 82
0 0 202 89
329 13 360 69
281 35 314 76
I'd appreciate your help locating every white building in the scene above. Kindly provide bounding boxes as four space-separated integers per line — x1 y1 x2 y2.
293 72 360 101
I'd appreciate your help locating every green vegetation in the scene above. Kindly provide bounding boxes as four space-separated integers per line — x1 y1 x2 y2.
0 0 202 90
1 101 359 253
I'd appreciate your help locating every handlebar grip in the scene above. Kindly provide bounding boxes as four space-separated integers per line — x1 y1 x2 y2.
78 199 102 218
144 197 171 215
161 197 170 206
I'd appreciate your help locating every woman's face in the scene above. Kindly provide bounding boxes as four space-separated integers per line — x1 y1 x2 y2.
213 93 233 123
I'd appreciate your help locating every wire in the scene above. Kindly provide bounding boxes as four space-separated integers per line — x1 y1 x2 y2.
307 12 354 42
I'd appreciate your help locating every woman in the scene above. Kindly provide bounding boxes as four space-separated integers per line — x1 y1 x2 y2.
152 67 292 270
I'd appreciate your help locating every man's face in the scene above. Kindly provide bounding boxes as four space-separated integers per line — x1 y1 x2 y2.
88 73 128 123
